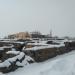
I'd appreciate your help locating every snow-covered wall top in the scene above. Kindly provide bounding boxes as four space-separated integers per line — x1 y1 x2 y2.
24 44 65 51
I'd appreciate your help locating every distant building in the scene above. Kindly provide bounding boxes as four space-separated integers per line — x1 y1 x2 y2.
30 31 45 38
8 32 31 40
8 34 16 39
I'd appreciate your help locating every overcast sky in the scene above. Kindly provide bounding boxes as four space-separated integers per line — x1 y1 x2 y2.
0 0 75 37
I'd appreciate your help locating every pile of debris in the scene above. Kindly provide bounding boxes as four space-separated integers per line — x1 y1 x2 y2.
0 43 34 73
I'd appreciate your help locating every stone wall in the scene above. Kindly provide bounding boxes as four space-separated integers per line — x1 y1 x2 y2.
0 41 75 73
0 41 26 51
24 46 66 62
24 41 75 62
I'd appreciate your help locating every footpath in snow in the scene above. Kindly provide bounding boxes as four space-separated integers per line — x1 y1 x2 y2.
1 50 75 75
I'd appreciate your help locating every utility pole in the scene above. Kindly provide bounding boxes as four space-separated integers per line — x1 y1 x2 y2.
50 29 52 38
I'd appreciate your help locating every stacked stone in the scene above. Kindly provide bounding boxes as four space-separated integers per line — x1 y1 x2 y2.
0 43 34 73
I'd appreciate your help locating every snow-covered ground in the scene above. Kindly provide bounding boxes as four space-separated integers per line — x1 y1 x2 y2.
1 50 75 75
